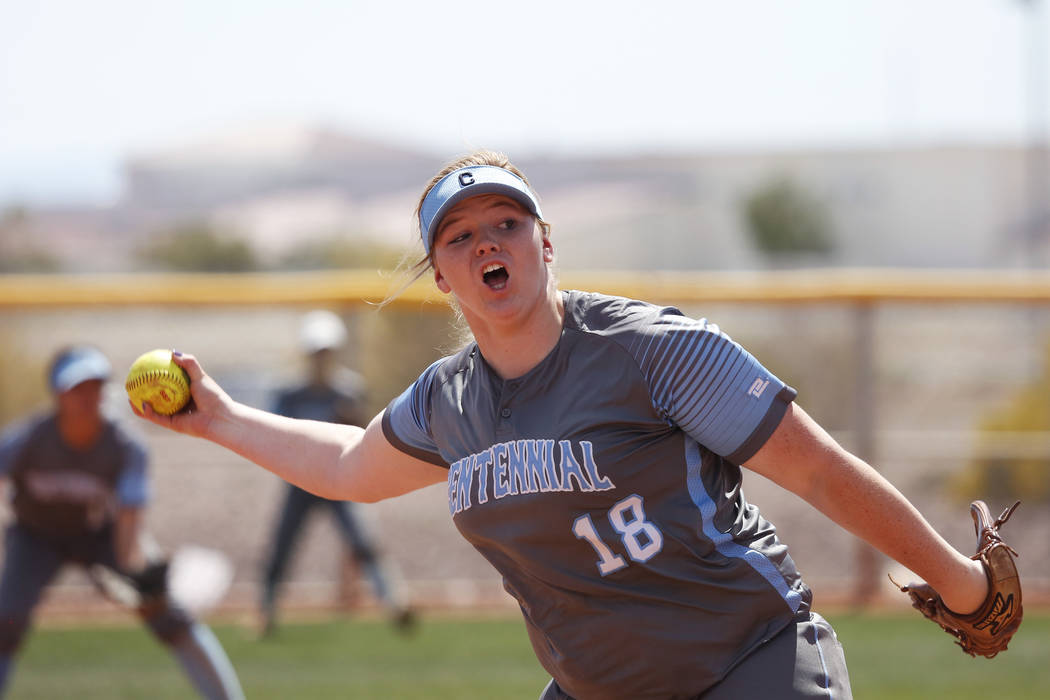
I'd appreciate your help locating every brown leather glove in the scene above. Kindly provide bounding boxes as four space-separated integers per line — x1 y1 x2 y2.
893 500 1022 658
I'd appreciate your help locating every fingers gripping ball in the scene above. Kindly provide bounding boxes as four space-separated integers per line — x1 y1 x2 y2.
126 350 191 415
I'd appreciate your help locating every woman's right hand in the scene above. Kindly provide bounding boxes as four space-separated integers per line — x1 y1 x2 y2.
129 351 230 439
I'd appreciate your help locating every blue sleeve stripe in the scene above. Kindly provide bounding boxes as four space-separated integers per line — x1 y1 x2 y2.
703 355 753 422
627 314 660 358
663 331 715 403
627 315 653 353
682 364 745 447
646 334 686 408
646 329 697 411
684 362 738 427
692 358 760 434
673 340 737 422
645 327 688 392
695 388 754 455
634 311 791 459
649 328 719 415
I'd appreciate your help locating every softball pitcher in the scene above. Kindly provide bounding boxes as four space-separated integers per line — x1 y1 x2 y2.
134 151 1004 699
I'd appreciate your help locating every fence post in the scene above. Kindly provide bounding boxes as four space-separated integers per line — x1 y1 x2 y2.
851 301 882 608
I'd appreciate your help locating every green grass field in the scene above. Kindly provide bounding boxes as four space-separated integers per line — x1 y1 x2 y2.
7 611 1049 699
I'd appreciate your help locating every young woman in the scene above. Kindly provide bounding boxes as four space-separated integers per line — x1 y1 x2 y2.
133 150 990 699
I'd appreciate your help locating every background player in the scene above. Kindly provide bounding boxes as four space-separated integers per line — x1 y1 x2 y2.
0 345 244 699
259 310 414 636
134 151 997 699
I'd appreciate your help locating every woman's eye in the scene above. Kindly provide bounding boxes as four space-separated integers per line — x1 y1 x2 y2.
449 232 470 244
498 218 517 230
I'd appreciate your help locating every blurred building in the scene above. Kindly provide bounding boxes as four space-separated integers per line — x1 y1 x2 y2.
4 122 1043 272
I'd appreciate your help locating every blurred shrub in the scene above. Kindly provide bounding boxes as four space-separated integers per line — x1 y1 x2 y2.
0 335 48 427
278 237 406 271
742 175 834 256
953 343 1050 503
0 250 62 273
136 222 258 272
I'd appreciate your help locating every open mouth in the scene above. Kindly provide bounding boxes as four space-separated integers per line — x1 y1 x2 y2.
482 263 509 290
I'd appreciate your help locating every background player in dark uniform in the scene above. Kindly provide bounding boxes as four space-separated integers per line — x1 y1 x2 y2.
134 152 994 699
0 345 244 699
259 310 414 636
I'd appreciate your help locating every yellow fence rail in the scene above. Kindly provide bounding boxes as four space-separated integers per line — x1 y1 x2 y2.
5 268 1050 308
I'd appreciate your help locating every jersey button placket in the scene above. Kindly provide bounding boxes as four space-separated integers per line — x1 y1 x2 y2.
496 379 516 439
500 379 518 420
496 403 514 440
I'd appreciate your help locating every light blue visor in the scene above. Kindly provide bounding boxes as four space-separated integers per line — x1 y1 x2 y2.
49 346 111 393
419 165 542 253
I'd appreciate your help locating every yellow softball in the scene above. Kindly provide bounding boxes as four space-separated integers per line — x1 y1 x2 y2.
125 349 191 415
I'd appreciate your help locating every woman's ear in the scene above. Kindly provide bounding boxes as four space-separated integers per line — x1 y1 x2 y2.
542 231 554 263
433 265 451 294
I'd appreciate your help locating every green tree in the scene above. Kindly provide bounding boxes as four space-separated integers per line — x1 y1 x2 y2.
742 175 834 256
0 250 62 273
136 223 258 272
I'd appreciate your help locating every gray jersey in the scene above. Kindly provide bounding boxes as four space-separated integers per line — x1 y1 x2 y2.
0 415 148 538
383 290 809 700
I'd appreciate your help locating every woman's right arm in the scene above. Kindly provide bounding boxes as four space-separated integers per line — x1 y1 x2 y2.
131 352 448 502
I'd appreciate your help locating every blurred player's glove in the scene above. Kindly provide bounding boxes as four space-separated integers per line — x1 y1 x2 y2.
893 500 1022 658
128 560 170 600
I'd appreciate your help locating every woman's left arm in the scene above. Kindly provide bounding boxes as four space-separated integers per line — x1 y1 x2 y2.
744 401 988 614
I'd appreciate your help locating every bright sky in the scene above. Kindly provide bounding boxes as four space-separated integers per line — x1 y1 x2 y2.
0 0 1044 205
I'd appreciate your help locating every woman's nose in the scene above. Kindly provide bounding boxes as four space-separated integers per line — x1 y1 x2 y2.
475 233 500 256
